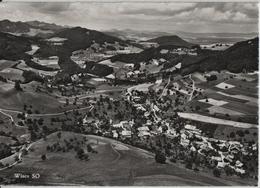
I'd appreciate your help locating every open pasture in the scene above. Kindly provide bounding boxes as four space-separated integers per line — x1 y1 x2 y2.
16 62 58 76
190 75 258 122
0 68 24 82
33 58 60 69
215 82 235 90
127 83 153 92
214 124 258 143
206 90 249 103
0 113 27 139
0 86 87 114
0 60 18 71
1 132 252 186
207 106 244 116
198 98 227 106
222 102 258 116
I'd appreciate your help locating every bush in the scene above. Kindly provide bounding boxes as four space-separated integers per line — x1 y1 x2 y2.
230 132 235 138
194 168 199 172
224 166 234 176
41 154 47 161
213 168 221 177
206 75 217 81
185 162 193 169
14 80 23 91
87 144 96 153
236 130 245 137
170 157 176 163
155 152 166 164
0 143 12 160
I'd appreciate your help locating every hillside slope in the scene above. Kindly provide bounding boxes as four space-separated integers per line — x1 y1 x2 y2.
0 19 65 38
0 32 32 60
111 37 258 74
147 35 196 48
181 37 258 74
35 27 130 58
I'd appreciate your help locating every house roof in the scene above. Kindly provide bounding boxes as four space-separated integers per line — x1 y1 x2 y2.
121 130 131 136
138 126 149 131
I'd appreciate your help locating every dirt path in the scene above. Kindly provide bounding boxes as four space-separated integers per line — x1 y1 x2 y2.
159 76 171 99
188 74 195 101
0 142 35 171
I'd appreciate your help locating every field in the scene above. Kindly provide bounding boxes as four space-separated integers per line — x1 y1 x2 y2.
16 61 58 76
0 111 28 144
188 72 258 123
1 132 255 186
0 68 24 82
0 60 18 71
0 80 91 113
183 71 258 145
127 83 154 92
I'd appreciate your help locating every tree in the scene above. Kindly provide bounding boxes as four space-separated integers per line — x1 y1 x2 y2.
185 161 193 169
46 145 51 151
57 132 62 139
41 154 47 161
66 98 69 106
0 143 12 159
236 130 245 137
195 105 201 111
224 166 234 176
14 80 23 91
22 149 28 156
213 168 221 177
206 75 217 81
230 132 235 138
155 152 166 164
14 155 20 162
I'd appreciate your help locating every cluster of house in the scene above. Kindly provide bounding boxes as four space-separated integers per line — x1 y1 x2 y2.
45 37 67 46
139 42 159 48
72 48 111 62
180 124 255 175
108 114 254 176
160 48 197 56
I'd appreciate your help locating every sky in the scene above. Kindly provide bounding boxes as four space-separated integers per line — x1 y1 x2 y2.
0 2 258 33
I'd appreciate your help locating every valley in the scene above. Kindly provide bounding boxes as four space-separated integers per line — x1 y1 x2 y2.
0 19 258 186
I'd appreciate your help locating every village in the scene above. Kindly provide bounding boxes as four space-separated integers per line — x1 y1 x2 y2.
73 75 258 180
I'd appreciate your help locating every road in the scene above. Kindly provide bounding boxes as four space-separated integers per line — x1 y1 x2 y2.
28 105 94 117
0 105 94 126
0 142 34 171
0 105 94 170
57 88 125 102
159 76 171 99
0 109 23 128
188 74 195 101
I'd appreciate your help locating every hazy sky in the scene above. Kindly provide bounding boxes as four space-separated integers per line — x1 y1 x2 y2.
0 2 258 33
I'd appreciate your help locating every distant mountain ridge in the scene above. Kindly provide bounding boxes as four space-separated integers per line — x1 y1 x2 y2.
147 35 197 48
25 20 66 31
35 26 131 58
181 37 259 74
0 19 31 33
111 37 258 74
0 19 258 75
0 32 32 60
0 19 65 38
105 28 257 45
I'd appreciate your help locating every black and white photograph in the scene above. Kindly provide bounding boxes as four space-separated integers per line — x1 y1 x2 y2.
0 0 258 186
